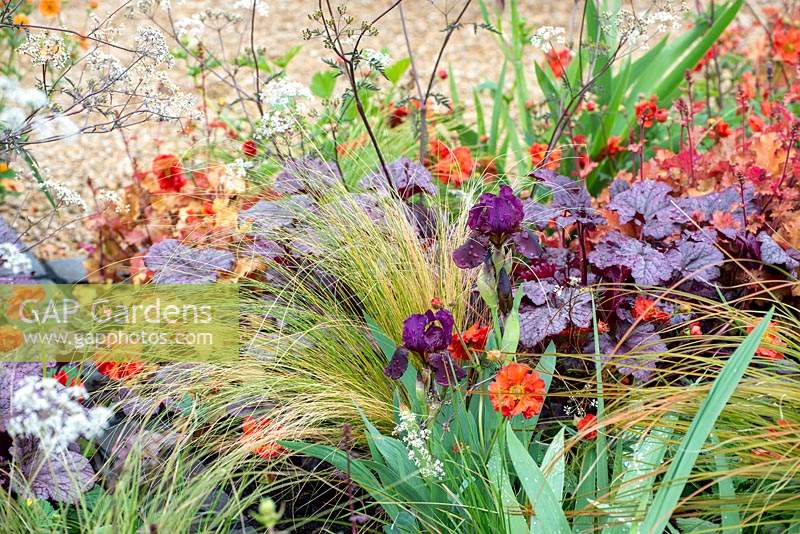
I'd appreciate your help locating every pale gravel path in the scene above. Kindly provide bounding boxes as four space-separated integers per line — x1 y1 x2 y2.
0 1 596 258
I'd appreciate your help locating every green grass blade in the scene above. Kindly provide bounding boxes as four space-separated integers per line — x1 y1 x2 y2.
640 309 774 533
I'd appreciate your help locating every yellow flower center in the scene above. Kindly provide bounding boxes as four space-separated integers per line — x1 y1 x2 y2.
509 384 526 401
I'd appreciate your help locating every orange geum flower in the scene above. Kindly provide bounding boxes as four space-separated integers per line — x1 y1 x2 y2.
240 416 285 459
6 286 46 320
576 413 597 440
747 322 785 360
0 325 23 352
633 296 671 323
528 142 561 171
13 13 30 26
38 0 62 17
489 362 546 419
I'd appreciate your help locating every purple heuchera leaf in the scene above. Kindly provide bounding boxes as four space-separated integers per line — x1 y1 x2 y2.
593 323 666 382
676 184 757 221
427 351 466 387
384 347 409 380
667 237 724 283
589 232 672 286
402 309 454 355
145 239 234 284
238 196 314 235
10 438 95 503
273 157 341 195
531 169 605 228
360 157 437 199
518 283 592 347
757 232 800 271
608 180 682 239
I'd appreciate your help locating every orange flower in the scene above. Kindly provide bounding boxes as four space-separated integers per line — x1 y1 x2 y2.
96 361 145 380
240 416 285 459
489 362 546 419
604 135 624 158
0 326 23 352
747 322 785 360
528 142 561 170
689 322 703 336
545 48 571 79
448 322 490 361
632 297 671 323
576 413 597 440
38 0 61 17
12 13 30 25
430 142 474 187
6 286 46 320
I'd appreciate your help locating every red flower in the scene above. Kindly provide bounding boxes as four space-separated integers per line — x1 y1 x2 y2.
545 48 571 79
747 322 785 360
152 154 187 192
635 95 667 128
689 322 703 336
576 413 597 440
240 416 285 459
388 103 411 127
748 114 765 133
437 68 448 80
529 142 561 170
242 139 258 158
448 322 490 361
774 20 800 65
429 141 474 187
97 361 145 380
632 297 671 323
604 136 624 158
489 362 546 419
53 369 82 388
711 119 731 139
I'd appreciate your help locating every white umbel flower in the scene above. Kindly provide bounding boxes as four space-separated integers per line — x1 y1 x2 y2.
7 377 113 455
0 243 32 274
393 409 445 480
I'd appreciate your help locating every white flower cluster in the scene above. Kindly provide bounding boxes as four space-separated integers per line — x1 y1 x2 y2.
0 242 32 275
98 190 122 210
603 2 689 49
255 79 312 139
174 16 205 47
30 114 80 142
39 180 88 212
232 0 270 17
195 8 243 27
7 377 113 455
0 77 48 129
361 49 391 71
18 32 70 69
394 409 444 480
141 73 200 120
531 26 567 51
223 158 251 191
135 25 174 69
85 50 130 89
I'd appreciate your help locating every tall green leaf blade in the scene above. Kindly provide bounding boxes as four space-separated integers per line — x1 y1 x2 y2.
640 309 774 533
487 445 529 534
506 425 571 533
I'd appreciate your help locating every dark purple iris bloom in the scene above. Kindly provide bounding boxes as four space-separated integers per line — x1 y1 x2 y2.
453 186 541 269
384 308 465 387
402 309 454 354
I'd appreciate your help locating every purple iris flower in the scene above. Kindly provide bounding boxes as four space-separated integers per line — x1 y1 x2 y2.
383 308 465 387
453 186 541 269
402 309 454 354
